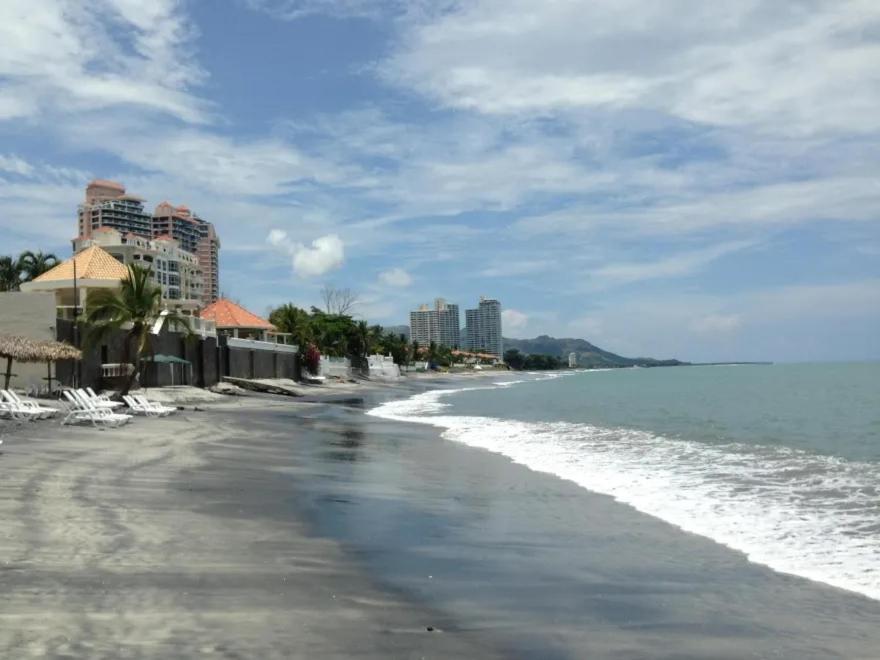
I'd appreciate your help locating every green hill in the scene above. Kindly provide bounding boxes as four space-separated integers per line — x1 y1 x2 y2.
503 335 686 369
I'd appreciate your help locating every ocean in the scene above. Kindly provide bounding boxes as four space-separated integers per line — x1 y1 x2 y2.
369 363 880 602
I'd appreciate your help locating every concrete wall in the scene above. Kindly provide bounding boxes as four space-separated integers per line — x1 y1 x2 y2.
55 319 221 391
1 298 299 391
367 354 400 380
0 292 63 392
221 337 299 381
319 356 351 379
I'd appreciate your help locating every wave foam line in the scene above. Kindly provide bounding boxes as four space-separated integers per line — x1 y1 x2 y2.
369 388 880 602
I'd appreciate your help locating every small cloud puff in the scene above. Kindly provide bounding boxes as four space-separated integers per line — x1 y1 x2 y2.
378 267 413 287
502 308 529 331
267 229 345 278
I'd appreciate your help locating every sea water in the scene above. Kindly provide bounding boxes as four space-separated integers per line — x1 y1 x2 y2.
368 363 880 601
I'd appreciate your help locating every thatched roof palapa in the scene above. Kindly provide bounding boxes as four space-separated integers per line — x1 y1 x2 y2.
0 335 82 363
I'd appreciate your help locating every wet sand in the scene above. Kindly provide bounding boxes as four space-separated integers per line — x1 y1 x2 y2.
0 389 502 659
2 378 880 659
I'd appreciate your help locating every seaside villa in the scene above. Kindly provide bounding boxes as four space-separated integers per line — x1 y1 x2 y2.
199 298 292 344
20 246 130 321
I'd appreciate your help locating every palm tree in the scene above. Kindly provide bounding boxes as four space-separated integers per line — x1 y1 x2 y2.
0 255 24 291
269 304 314 349
350 320 371 371
84 264 190 395
18 250 59 282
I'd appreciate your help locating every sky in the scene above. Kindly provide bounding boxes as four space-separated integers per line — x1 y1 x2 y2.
1 0 878 363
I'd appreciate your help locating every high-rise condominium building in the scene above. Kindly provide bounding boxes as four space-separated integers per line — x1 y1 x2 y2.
153 202 221 304
76 181 221 306
78 180 153 238
73 228 204 315
463 296 503 358
409 298 461 348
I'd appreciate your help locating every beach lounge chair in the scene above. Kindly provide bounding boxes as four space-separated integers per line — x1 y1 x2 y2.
62 391 131 427
86 387 125 407
122 395 171 417
0 394 43 421
133 394 176 415
1 390 57 419
77 388 124 409
72 389 128 416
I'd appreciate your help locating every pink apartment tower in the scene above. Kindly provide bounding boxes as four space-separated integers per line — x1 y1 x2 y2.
77 180 221 305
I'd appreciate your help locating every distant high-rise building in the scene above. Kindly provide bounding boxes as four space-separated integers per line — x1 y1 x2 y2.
409 298 461 347
463 296 503 358
569 352 577 368
75 181 221 306
153 202 221 304
73 227 204 315
78 180 152 238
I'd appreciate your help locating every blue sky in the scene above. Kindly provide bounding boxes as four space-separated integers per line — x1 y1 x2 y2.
1 0 878 362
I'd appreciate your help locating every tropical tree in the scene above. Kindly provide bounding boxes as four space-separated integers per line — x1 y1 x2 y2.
349 320 371 371
268 304 313 348
0 255 24 291
504 348 526 370
18 250 59 282
84 264 191 395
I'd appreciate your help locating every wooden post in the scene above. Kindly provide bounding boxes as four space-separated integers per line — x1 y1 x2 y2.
3 356 13 390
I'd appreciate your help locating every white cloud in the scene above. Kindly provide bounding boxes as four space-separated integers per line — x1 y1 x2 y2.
0 0 206 123
0 154 34 176
267 230 345 278
242 0 389 20
241 0 448 21
378 267 412 287
384 0 880 135
292 235 345 277
502 308 529 332
590 240 755 287
0 158 95 245
66 124 341 197
514 175 880 238
267 229 289 247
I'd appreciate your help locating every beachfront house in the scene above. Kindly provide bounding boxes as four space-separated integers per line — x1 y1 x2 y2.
19 246 129 321
199 298 291 344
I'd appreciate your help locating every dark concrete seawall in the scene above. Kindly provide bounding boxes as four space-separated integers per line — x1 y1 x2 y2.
54 318 298 390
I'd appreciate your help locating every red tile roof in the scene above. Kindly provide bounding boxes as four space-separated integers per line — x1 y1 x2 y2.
199 298 274 329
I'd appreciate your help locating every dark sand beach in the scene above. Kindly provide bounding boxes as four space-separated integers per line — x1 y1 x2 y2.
1 377 879 659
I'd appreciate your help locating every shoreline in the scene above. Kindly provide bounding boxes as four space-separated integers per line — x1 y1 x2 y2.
2 375 879 658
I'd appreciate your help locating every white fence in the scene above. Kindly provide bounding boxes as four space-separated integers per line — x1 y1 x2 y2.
319 356 351 379
368 354 401 380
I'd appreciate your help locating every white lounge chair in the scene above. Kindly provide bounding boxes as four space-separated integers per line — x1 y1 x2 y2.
62 391 131 427
86 387 125 407
73 390 130 417
133 394 176 415
77 388 124 409
2 390 57 419
0 395 43 421
122 395 171 417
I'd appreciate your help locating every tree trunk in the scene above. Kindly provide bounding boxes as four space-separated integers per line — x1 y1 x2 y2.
3 356 12 390
119 333 138 396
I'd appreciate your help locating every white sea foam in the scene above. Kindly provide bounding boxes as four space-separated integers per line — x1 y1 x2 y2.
369 384 880 601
